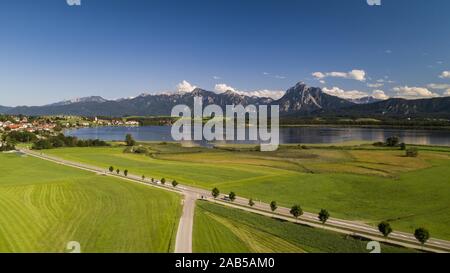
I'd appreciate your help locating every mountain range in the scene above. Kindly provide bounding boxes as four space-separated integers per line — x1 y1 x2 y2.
1 82 449 118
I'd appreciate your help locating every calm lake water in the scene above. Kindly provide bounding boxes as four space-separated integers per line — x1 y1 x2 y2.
64 126 450 146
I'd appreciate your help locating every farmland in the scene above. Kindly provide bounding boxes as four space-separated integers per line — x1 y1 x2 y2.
193 201 418 253
42 142 450 240
0 152 181 253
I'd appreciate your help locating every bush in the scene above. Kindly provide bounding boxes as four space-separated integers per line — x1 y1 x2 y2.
400 143 406 150
406 148 419 157
386 136 400 147
134 146 149 154
32 139 53 150
125 134 136 146
0 141 15 151
373 142 384 147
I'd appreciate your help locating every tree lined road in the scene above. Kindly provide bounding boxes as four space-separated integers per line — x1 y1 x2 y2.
19 149 450 253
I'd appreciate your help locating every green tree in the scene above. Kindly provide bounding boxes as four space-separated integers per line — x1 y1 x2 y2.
125 134 136 146
172 180 179 187
270 201 278 215
124 170 128 176
386 136 400 147
229 192 236 202
318 209 330 224
212 188 220 199
109 166 114 173
142 175 145 180
414 228 430 246
161 178 166 185
378 221 393 238
116 169 120 175
248 198 255 207
290 205 303 222
400 143 406 150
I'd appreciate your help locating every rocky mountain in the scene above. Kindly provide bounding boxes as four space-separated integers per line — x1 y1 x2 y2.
329 96 450 118
347 96 382 104
277 82 354 113
2 82 450 118
48 96 109 106
3 88 275 117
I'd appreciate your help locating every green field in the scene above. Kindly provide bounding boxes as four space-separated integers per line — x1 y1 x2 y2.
43 143 450 240
193 201 418 253
0 152 181 253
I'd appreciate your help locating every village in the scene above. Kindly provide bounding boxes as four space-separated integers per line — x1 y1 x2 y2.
0 115 140 134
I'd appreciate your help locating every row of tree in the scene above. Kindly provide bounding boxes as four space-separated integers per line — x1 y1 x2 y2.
108 166 179 187
377 221 430 246
32 133 109 150
211 187 431 246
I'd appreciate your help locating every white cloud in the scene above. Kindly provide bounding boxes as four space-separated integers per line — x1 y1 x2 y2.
240 90 285 99
262 72 286 80
312 69 366 82
427 83 450 90
385 49 392 54
176 80 197 93
214 83 285 99
393 86 440 99
444 90 450 97
213 76 221 80
376 78 395 84
322 87 368 99
439 71 450 78
214 83 236 93
323 87 389 100
372 90 389 100
367 83 384 88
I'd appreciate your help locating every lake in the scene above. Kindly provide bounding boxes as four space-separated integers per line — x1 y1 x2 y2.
64 126 450 146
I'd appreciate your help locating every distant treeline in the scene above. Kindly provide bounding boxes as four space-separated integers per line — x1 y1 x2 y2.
123 116 176 126
280 117 450 128
32 134 109 150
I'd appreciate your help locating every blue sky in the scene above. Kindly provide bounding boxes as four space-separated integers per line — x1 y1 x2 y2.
1 0 450 106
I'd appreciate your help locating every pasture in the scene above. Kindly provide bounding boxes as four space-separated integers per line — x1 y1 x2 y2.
0 152 181 253
193 201 418 253
43 142 450 240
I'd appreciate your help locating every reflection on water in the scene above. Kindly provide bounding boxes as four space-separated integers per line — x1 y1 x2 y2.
65 126 450 146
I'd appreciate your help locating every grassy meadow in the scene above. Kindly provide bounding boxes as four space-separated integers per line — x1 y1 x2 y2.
43 142 450 240
193 201 418 253
0 152 181 253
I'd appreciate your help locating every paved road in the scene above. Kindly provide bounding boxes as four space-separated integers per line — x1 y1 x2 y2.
19 149 450 253
175 192 197 253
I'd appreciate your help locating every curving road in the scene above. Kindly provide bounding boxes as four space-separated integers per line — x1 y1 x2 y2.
18 149 450 253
